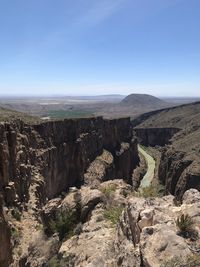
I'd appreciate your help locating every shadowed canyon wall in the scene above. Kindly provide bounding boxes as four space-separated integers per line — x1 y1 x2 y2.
158 147 200 200
0 196 12 267
0 117 139 203
134 127 180 147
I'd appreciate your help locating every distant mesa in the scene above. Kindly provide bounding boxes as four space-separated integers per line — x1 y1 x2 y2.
120 94 166 108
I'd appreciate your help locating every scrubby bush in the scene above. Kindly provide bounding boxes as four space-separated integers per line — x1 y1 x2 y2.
35 223 43 231
161 255 200 267
160 257 181 267
49 192 81 241
50 210 76 241
121 189 129 198
104 206 123 225
101 184 117 199
139 183 165 198
48 256 73 267
186 255 200 267
11 207 21 221
176 214 194 238
11 227 21 245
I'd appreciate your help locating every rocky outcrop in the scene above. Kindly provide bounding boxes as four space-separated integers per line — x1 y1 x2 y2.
58 203 116 267
134 127 180 147
115 190 200 267
84 150 115 187
43 186 104 232
55 180 132 267
43 183 200 267
18 233 60 267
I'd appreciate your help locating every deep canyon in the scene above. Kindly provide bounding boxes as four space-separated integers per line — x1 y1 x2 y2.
0 101 200 267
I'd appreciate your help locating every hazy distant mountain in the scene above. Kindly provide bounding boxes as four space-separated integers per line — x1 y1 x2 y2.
63 95 125 102
120 94 166 109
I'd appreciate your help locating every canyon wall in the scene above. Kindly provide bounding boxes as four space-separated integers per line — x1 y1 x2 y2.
134 127 180 146
0 117 139 204
0 196 12 267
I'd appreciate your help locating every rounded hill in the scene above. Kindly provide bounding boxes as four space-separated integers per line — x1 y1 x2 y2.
120 94 166 109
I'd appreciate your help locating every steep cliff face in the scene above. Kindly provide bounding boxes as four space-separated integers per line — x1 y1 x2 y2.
134 128 180 147
158 147 200 199
0 121 34 204
33 117 139 198
0 116 139 203
0 196 12 267
33 118 104 198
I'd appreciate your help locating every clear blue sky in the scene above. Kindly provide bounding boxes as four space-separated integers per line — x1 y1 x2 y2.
0 0 200 97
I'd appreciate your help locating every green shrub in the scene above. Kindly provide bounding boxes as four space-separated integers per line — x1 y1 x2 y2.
160 257 181 267
35 224 43 231
11 207 21 221
176 214 194 238
139 183 165 198
48 255 75 267
48 256 65 267
104 206 123 225
186 255 200 267
48 256 58 267
121 189 129 198
101 184 117 199
11 227 21 245
50 210 76 241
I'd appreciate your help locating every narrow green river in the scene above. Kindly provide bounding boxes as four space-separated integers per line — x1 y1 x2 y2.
138 145 156 188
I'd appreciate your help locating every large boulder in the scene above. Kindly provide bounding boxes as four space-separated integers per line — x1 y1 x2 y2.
80 187 104 221
182 188 200 204
115 193 200 267
140 224 191 267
